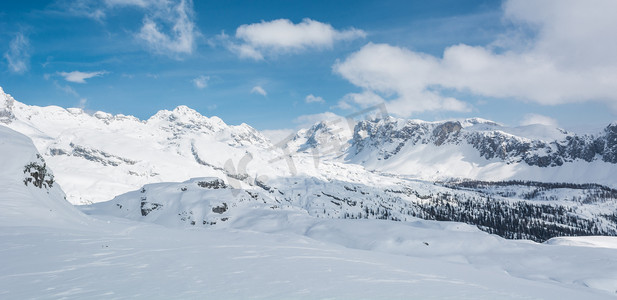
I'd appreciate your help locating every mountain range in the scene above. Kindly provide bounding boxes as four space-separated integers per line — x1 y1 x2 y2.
2 86 617 242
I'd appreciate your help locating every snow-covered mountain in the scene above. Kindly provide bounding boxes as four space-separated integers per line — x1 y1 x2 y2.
348 116 617 167
2 86 617 243
5 85 617 203
292 115 617 186
1 86 280 204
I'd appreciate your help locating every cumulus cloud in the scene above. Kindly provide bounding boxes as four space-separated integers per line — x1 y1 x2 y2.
223 18 365 60
334 43 471 115
4 33 30 74
192 75 209 89
335 0 617 116
519 114 558 127
305 94 325 104
226 42 265 61
251 86 267 96
58 71 108 83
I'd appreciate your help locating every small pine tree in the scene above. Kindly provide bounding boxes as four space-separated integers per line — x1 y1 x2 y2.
23 156 54 189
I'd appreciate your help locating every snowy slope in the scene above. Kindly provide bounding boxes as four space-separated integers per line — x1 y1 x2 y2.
1 130 614 298
1 153 616 298
0 125 88 227
78 179 617 297
4 214 617 299
547 236 617 249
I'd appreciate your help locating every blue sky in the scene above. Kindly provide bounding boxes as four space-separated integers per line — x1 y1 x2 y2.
1 0 617 132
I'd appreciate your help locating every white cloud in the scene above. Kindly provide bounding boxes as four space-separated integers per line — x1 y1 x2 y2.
338 91 385 108
58 71 108 83
224 18 365 60
104 0 150 7
4 33 30 74
58 0 106 21
192 75 209 89
52 80 89 110
334 43 471 116
305 94 325 103
335 0 617 116
228 43 264 61
54 82 79 97
78 98 88 109
519 114 558 127
251 86 267 96
294 112 342 128
58 0 199 57
137 0 198 56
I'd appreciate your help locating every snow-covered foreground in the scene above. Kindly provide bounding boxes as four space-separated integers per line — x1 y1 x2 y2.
2 213 617 299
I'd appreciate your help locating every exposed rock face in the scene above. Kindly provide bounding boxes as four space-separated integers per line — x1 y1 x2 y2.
197 178 227 189
350 117 617 167
49 143 137 167
432 121 462 146
602 123 617 163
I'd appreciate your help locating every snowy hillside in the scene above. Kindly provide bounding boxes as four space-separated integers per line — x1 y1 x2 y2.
0 125 88 227
86 174 617 242
3 204 617 298
77 178 617 297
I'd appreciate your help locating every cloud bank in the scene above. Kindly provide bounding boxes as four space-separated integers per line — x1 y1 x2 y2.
335 0 617 116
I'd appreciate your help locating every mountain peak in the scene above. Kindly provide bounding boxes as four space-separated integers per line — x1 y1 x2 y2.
0 87 16 124
460 117 501 128
172 105 199 115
